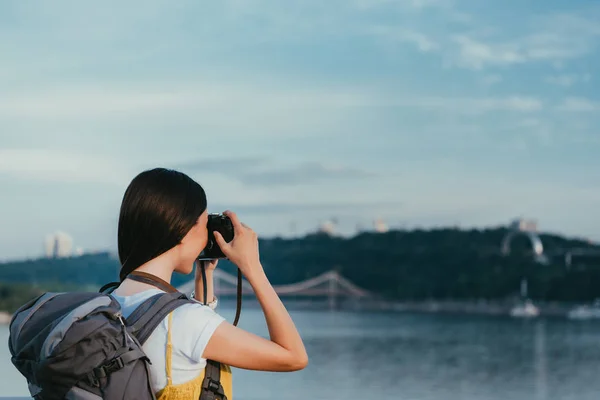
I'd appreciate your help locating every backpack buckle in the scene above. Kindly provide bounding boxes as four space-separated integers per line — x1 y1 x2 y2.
87 372 100 388
94 356 125 379
105 356 125 373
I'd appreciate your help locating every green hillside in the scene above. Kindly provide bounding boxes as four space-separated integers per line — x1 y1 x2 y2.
0 227 598 312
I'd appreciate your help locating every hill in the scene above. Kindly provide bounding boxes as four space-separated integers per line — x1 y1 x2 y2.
0 227 599 312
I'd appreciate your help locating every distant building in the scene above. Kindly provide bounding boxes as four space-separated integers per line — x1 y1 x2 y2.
509 219 538 232
317 220 336 236
44 231 74 258
373 218 388 233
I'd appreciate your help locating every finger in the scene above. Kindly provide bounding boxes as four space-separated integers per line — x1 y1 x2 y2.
213 231 230 251
208 259 219 269
223 210 244 231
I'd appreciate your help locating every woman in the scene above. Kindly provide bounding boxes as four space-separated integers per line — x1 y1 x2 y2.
110 168 308 399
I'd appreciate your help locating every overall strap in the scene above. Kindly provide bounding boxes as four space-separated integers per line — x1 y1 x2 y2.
201 360 227 400
165 313 174 387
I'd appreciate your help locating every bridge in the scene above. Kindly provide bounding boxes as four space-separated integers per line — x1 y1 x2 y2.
178 269 371 310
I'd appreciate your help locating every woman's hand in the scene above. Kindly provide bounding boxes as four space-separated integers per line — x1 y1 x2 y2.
195 259 218 282
213 210 263 280
194 259 217 305
205 211 308 372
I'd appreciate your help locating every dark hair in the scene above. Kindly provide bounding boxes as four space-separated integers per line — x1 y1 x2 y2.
117 168 207 281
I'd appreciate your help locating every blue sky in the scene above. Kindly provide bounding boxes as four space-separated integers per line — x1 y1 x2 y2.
1 0 600 260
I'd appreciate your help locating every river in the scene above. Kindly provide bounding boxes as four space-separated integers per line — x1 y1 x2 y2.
1 307 600 399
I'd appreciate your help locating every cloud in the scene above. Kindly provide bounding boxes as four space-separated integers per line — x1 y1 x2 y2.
0 87 182 118
213 200 401 215
0 148 130 185
175 157 268 175
354 7 600 72
387 95 543 113
369 26 438 53
0 80 545 128
3 0 598 77
439 10 600 70
480 74 503 86
0 82 377 141
448 32 594 70
544 74 592 87
0 81 377 120
176 158 375 187
353 0 451 11
241 162 375 186
450 35 524 70
557 97 600 112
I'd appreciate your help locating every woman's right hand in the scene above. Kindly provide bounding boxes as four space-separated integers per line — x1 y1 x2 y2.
205 210 308 372
213 210 263 280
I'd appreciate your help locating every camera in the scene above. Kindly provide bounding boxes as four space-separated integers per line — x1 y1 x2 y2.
198 213 234 260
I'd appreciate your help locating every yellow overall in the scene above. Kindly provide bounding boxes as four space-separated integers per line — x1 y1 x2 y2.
156 313 233 400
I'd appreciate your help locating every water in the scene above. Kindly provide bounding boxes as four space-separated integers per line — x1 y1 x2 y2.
2 308 600 400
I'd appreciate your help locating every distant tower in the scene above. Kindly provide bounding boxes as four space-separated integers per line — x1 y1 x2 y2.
45 231 74 258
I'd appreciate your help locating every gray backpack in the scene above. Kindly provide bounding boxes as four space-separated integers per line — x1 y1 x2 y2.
8 290 192 400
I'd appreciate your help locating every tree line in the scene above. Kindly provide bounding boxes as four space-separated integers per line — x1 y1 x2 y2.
0 227 599 312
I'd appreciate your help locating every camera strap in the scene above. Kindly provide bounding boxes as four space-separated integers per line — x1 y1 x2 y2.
199 261 242 327
102 264 242 328
127 271 179 293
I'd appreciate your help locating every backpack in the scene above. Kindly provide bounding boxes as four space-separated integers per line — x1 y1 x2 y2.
8 273 232 400
8 289 192 400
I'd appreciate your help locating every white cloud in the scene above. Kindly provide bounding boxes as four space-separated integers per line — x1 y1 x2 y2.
441 11 600 70
544 73 592 87
0 82 379 143
0 88 181 118
370 26 438 52
480 74 503 86
545 75 576 87
451 35 524 69
353 0 451 11
177 158 374 187
0 148 130 185
557 97 600 112
388 95 543 113
0 81 544 125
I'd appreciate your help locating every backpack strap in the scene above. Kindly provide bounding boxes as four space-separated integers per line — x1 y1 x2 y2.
99 281 120 294
125 292 193 346
200 360 227 400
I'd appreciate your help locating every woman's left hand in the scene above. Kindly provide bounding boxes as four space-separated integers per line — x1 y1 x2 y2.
195 259 218 281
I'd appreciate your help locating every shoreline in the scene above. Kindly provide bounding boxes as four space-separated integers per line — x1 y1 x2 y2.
1 299 596 324
214 298 596 319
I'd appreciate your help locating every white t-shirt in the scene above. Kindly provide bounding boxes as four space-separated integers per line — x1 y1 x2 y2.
112 289 225 393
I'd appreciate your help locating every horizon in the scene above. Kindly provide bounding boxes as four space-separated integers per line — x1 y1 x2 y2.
2 219 597 264
2 0 599 260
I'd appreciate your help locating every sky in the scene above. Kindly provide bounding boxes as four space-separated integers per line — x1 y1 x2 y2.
1 0 600 260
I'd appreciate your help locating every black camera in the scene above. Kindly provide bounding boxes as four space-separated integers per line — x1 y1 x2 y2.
198 213 234 260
